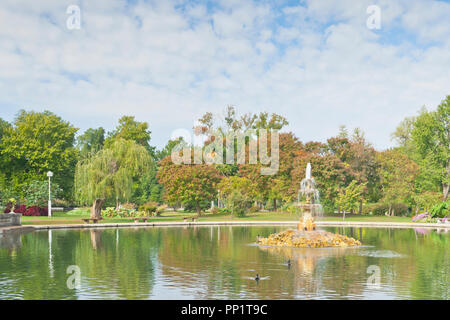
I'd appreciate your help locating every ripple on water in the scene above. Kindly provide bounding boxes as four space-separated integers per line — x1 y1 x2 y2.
357 250 406 258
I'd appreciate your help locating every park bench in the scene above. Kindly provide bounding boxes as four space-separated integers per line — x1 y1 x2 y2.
183 217 197 223
133 217 152 223
81 218 103 224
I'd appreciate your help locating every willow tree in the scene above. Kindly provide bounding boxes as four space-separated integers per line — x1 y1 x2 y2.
75 138 152 219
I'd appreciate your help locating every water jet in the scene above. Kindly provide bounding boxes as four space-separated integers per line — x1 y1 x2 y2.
258 163 361 248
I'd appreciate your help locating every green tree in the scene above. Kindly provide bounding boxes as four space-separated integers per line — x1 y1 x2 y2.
0 110 78 199
155 137 187 161
327 127 380 207
337 180 366 220
411 96 449 200
377 149 419 215
24 180 62 207
218 176 256 216
106 116 155 156
74 138 152 218
76 127 105 158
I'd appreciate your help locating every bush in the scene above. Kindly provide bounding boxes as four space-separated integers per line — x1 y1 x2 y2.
139 202 158 216
431 201 449 218
227 191 248 217
24 206 48 216
102 207 117 218
219 208 231 215
121 202 136 210
210 207 220 215
248 205 260 213
14 204 27 214
391 203 409 216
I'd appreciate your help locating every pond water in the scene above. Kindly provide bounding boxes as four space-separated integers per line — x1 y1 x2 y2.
0 226 448 300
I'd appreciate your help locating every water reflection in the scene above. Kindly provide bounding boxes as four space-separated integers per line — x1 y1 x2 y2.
0 226 448 300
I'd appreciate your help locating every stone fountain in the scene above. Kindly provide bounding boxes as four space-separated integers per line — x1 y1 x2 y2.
257 163 361 248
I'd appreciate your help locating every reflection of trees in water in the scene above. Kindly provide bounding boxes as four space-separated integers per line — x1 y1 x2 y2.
74 228 159 299
0 226 448 299
0 231 24 251
0 228 159 299
157 226 282 299
0 231 79 299
157 226 449 299
258 245 366 298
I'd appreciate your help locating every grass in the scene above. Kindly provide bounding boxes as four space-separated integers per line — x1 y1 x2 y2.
20 209 413 226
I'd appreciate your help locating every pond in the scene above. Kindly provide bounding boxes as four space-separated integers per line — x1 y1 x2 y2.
0 226 448 299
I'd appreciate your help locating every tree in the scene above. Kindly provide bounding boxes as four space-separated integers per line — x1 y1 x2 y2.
155 137 187 161
377 149 419 215
0 110 78 199
74 138 152 219
336 180 365 220
218 176 256 216
157 157 222 215
106 116 155 156
24 180 62 207
77 127 105 158
411 96 449 200
132 162 162 204
327 127 380 208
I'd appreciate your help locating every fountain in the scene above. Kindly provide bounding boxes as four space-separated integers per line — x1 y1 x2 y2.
258 163 361 248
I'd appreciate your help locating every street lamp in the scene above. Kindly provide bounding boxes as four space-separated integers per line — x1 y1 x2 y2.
47 171 53 218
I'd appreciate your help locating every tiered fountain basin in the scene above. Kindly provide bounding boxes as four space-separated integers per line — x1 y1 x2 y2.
257 228 361 248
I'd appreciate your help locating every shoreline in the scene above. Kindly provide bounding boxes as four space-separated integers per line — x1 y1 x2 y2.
2 220 449 233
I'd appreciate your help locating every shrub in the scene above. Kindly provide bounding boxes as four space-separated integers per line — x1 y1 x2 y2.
121 202 136 210
248 205 260 213
140 202 158 216
210 207 220 215
227 191 248 217
24 206 48 216
219 208 231 215
412 212 433 223
431 201 449 218
102 207 117 218
13 204 27 214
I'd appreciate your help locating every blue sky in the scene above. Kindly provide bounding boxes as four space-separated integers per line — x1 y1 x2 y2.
0 0 449 149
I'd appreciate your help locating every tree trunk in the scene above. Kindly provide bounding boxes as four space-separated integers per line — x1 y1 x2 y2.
196 201 201 216
90 229 102 250
91 199 104 219
359 200 363 214
443 160 449 200
273 199 277 212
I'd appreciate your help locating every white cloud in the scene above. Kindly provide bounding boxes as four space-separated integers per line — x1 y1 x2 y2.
0 0 449 149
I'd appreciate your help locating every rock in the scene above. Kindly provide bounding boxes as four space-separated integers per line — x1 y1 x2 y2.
257 229 361 248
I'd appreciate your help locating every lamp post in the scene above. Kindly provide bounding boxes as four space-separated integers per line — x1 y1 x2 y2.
47 171 53 218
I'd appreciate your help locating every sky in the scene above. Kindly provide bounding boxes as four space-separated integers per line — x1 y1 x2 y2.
0 0 449 150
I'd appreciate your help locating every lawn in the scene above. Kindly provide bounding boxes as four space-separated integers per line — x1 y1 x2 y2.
20 209 413 225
